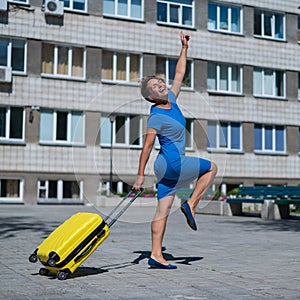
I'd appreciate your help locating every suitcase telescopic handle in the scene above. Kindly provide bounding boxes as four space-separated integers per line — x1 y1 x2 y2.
105 188 144 228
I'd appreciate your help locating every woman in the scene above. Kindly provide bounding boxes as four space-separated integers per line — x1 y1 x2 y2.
132 32 217 269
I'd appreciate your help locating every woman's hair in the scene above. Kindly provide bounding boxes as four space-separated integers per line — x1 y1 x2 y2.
140 76 165 103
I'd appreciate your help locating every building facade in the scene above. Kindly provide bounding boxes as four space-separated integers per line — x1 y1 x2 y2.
0 0 299 204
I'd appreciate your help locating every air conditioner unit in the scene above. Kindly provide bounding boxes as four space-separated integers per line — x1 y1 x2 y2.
44 0 64 16
0 0 8 12
0 66 12 83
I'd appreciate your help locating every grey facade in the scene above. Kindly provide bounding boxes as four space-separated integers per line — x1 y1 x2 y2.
0 0 299 204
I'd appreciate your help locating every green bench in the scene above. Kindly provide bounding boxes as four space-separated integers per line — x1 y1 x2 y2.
176 187 215 202
226 186 300 219
176 188 194 202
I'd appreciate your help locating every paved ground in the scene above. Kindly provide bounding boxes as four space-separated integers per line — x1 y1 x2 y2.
1 203 300 300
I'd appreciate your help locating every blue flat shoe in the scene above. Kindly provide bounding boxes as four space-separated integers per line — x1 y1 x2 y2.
181 201 197 231
148 257 177 269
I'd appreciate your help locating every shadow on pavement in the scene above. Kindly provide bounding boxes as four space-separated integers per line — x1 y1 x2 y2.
0 216 60 239
132 248 203 265
63 248 204 280
219 217 300 232
69 267 109 279
32 267 109 280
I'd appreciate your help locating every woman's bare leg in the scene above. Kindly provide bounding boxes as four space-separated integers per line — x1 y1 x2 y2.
188 162 218 216
150 194 175 265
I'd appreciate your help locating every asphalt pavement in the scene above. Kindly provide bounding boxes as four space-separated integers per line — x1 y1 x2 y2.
1 203 300 300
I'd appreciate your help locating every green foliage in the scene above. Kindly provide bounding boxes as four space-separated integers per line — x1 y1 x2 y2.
227 188 239 196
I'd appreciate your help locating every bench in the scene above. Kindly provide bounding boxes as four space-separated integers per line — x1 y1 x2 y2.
176 188 194 202
226 186 300 219
176 188 215 202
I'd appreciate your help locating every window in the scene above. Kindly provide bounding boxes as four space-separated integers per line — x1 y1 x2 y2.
298 16 300 43
0 37 26 73
38 180 83 203
40 110 85 145
0 179 23 202
0 107 25 143
103 0 143 20
298 128 300 153
102 50 141 83
63 0 87 11
207 121 242 152
254 9 285 40
156 56 193 88
9 0 28 3
100 114 142 147
253 68 285 98
185 118 193 149
207 62 242 94
208 2 242 34
254 124 285 153
42 43 85 79
298 73 300 100
157 0 194 27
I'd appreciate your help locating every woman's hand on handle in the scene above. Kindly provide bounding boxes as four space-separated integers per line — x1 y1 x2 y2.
132 175 144 191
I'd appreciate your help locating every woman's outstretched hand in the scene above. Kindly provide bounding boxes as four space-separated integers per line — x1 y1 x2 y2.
132 175 144 191
180 31 190 48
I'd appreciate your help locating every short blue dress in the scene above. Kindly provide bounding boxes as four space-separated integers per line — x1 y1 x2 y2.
148 90 211 200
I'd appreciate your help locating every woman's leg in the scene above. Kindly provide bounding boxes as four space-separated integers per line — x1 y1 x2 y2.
151 194 175 265
188 162 218 216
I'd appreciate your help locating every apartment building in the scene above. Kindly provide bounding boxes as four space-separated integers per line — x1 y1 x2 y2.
0 0 299 204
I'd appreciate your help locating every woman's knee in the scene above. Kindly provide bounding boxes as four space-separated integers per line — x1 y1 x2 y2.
210 162 218 175
155 195 174 216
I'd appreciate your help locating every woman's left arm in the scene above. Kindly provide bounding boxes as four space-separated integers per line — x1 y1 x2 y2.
170 32 190 98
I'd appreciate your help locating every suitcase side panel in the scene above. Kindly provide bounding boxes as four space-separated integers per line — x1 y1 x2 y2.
37 213 104 264
46 223 110 275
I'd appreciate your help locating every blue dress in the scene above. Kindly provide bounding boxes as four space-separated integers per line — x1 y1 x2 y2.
147 91 211 200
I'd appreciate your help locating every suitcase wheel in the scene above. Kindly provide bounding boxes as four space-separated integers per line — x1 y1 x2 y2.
39 268 49 276
47 258 56 267
57 270 69 281
29 253 38 263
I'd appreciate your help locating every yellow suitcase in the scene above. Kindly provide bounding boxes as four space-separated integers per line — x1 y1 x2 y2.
29 189 143 280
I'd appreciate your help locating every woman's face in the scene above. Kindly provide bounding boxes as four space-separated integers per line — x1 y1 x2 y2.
147 78 168 100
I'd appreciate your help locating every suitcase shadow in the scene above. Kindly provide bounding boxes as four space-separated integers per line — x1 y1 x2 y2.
45 247 203 280
97 247 203 273
68 267 108 279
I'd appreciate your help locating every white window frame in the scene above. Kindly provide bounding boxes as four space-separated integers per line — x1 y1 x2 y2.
0 37 27 75
298 72 300 101
253 68 286 99
102 51 142 84
0 106 25 143
208 2 243 34
254 124 286 154
0 178 24 203
298 127 300 154
298 127 300 155
298 16 300 44
100 114 143 148
9 0 29 4
103 0 144 21
185 118 194 150
37 179 83 204
63 0 88 13
156 56 194 90
207 62 243 95
254 10 285 41
207 121 243 153
39 110 85 146
41 44 86 80
157 0 194 28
